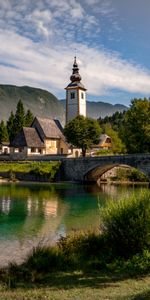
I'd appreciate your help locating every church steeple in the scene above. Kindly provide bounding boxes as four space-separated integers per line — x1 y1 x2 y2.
70 57 82 83
65 57 87 124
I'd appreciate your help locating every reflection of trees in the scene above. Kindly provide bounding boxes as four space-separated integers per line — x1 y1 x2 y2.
57 183 101 234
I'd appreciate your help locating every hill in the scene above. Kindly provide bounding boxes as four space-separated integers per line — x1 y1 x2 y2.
60 100 127 119
0 85 65 123
0 85 128 124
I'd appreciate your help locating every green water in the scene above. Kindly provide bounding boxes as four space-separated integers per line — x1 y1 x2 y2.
0 182 148 266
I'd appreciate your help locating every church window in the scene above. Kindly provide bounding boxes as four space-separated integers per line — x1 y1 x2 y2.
71 92 75 99
81 92 84 99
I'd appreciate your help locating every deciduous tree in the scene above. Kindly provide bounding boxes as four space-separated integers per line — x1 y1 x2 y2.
104 124 126 154
64 116 102 157
122 98 150 153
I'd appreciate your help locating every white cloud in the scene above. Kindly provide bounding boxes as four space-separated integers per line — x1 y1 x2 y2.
0 0 150 103
0 29 150 100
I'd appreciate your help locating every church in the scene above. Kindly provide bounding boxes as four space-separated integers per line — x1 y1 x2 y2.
10 57 86 158
65 56 87 123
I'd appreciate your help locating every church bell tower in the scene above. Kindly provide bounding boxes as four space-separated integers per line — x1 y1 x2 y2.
65 57 87 124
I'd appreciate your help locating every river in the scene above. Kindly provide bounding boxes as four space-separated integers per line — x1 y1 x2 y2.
0 182 148 266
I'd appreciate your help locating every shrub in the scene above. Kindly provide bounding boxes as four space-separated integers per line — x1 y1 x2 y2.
128 168 149 182
115 167 149 182
107 250 150 276
58 231 110 270
95 149 113 156
29 162 61 181
100 191 150 258
24 246 64 273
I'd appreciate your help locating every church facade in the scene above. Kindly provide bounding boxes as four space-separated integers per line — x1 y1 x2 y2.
65 57 87 123
9 57 86 159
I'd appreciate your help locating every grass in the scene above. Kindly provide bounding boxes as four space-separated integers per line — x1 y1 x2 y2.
0 190 150 299
0 161 61 181
0 272 150 300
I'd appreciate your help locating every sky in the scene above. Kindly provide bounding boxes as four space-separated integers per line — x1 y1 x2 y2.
0 0 150 106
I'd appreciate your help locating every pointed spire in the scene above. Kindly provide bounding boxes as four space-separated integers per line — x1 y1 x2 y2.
70 56 82 82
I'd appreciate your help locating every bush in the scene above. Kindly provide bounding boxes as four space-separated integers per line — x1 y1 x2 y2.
24 246 64 273
95 149 113 156
128 168 149 182
58 231 110 270
100 191 150 258
29 162 61 181
115 167 149 182
107 250 150 276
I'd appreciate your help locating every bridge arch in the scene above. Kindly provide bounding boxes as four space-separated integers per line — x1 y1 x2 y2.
83 163 145 182
61 154 150 182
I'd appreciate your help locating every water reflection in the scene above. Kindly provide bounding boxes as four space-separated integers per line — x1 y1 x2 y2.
0 197 11 214
0 182 148 266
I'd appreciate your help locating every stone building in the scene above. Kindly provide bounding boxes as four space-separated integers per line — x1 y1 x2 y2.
10 127 45 157
0 142 10 154
90 134 112 155
31 117 69 155
10 117 81 158
65 57 87 123
98 134 112 150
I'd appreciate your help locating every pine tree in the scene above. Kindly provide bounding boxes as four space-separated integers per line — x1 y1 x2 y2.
7 111 15 142
0 120 9 143
25 109 34 127
13 99 25 134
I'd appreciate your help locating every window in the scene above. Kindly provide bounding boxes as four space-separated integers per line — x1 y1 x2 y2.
31 147 36 153
70 92 75 99
106 138 111 143
14 148 22 153
81 92 84 99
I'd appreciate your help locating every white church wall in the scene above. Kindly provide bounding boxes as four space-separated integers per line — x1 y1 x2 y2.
79 90 86 117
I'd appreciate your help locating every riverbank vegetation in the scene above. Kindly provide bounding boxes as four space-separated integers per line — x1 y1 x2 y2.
111 167 149 183
64 98 150 156
0 191 150 298
0 161 61 181
98 98 150 154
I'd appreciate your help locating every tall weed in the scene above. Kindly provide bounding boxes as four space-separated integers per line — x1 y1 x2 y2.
100 191 150 258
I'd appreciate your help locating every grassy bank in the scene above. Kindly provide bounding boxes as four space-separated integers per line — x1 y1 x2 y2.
0 161 61 181
0 272 150 300
0 191 150 299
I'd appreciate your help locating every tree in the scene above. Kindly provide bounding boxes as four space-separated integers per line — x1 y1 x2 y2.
25 109 34 127
0 120 9 143
13 99 25 135
122 98 150 153
64 116 102 157
104 124 126 154
7 111 15 142
98 111 126 132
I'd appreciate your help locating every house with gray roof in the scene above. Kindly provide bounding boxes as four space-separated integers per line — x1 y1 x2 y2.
31 117 69 155
10 127 45 157
10 117 80 158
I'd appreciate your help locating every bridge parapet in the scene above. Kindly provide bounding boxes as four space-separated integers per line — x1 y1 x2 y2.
61 154 150 182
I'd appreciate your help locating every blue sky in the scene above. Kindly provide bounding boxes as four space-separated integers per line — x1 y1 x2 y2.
0 0 150 106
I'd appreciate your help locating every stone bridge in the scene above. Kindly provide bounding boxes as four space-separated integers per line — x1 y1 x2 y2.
60 154 150 182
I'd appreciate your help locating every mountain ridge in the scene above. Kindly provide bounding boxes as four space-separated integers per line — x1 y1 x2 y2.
0 84 128 124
